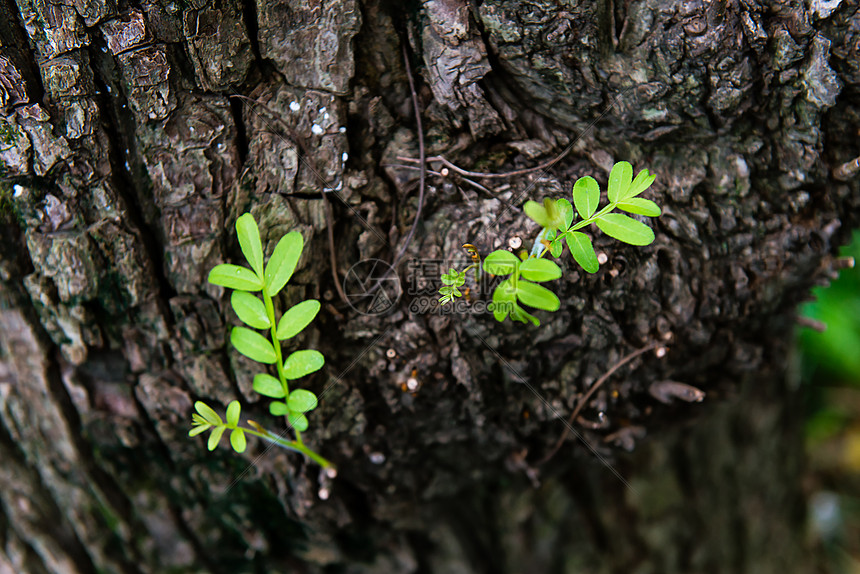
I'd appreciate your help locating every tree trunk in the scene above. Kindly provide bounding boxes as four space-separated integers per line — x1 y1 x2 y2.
1 1 857 572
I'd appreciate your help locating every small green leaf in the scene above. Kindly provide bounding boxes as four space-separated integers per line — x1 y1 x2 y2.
523 200 551 228
276 300 321 340
556 198 574 229
616 197 661 217
288 412 309 432
490 279 516 322
483 250 519 276
607 161 633 204
625 168 656 199
194 401 222 425
510 303 540 326
565 231 599 273
231 291 271 329
253 373 285 398
208 426 226 451
595 213 655 246
287 389 318 413
516 280 560 311
519 258 562 282
226 400 241 427
283 349 325 379
230 429 247 453
573 176 600 219
264 231 303 297
236 213 264 278
270 401 289 416
189 424 210 437
231 327 277 364
208 264 263 292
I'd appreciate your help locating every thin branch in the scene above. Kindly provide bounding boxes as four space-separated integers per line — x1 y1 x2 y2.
395 144 573 181
382 163 495 195
540 341 660 465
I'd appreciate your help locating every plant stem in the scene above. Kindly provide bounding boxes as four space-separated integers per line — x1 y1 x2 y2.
262 287 303 444
242 426 333 468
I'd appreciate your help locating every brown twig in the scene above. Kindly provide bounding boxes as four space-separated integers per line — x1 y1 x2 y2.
395 144 573 181
381 163 495 195
540 341 660 465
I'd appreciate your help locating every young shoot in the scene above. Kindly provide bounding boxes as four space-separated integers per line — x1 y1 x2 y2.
440 161 661 326
191 213 333 470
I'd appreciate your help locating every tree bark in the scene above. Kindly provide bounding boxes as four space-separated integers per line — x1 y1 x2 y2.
0 0 857 572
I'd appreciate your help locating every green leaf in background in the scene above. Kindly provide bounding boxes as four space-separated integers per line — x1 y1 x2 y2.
236 213 264 278
483 250 520 276
557 198 574 229
253 373 285 398
231 327 277 364
276 300 321 340
208 426 225 451
519 258 562 281
231 291 271 329
288 389 318 413
626 168 657 199
516 280 560 311
524 200 552 228
573 175 600 219
195 401 222 425
616 197 662 217
264 231 303 296
490 279 517 321
607 161 633 204
230 429 247 453
283 349 325 379
208 264 263 292
288 412 309 432
226 400 241 427
565 231 599 273
595 213 655 246
269 401 289 416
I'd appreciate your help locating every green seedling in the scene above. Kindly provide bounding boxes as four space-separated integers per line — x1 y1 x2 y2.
441 161 661 325
190 213 332 469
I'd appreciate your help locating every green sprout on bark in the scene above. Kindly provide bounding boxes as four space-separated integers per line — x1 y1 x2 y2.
441 161 661 326
190 213 333 470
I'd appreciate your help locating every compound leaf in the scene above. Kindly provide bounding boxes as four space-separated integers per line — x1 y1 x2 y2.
516 280 560 312
208 264 263 292
616 197 661 217
287 389 318 413
288 412 309 432
608 161 633 204
565 231 599 273
483 250 519 276
231 327 277 364
236 213 264 278
253 373 285 398
283 349 325 380
573 176 600 220
231 291 270 329
264 231 303 297
276 300 321 340
595 213 655 246
230 429 247 453
519 258 562 282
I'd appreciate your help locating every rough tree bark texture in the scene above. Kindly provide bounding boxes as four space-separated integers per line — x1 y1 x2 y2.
0 1 858 572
